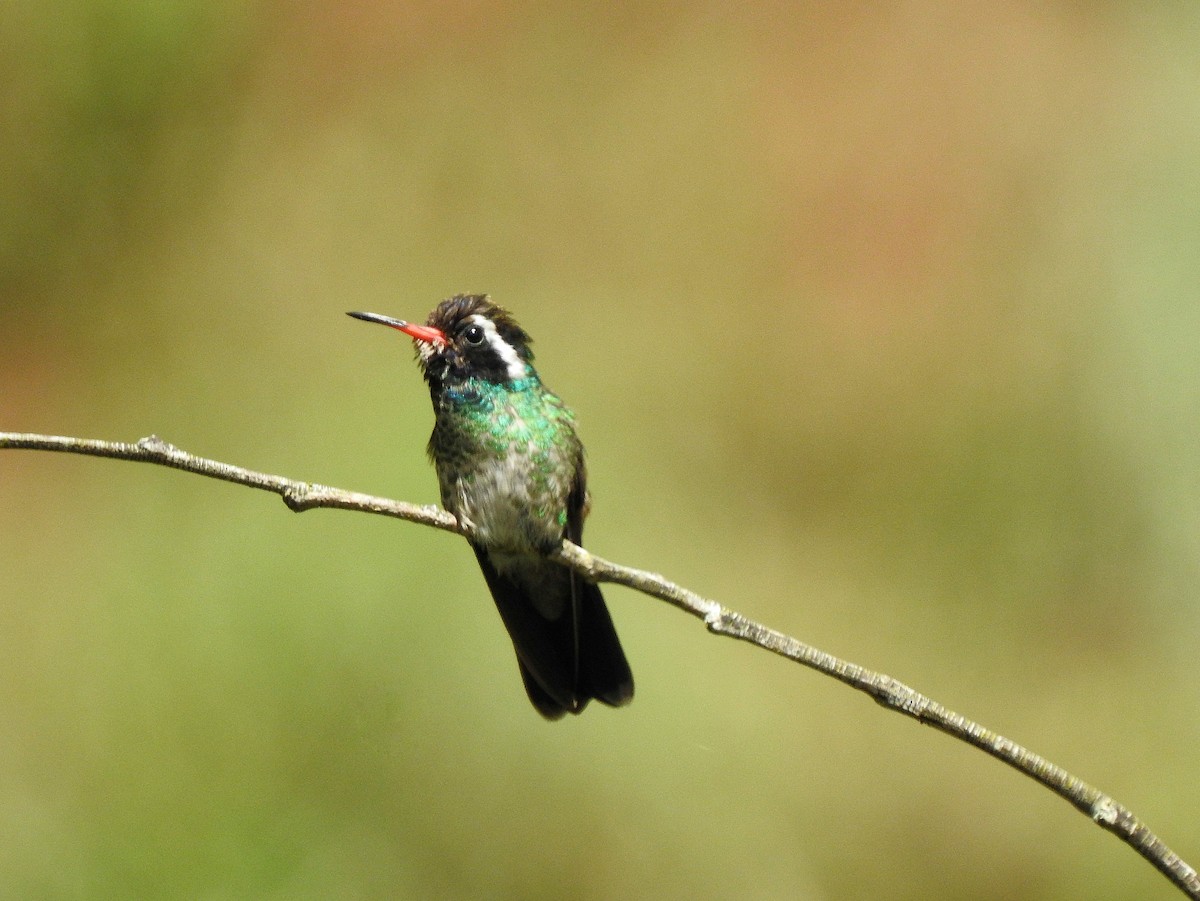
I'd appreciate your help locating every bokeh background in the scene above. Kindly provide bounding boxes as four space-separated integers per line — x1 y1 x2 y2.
2 3 1199 899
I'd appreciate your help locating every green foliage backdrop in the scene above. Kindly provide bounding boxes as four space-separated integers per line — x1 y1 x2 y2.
2 4 1199 899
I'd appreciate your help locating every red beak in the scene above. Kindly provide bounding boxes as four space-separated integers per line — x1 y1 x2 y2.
347 311 447 345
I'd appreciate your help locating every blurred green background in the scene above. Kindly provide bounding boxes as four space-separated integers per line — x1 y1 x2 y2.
2 3 1199 899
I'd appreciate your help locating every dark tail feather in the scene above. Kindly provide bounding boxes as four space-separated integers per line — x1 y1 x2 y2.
574 574 634 708
471 544 633 718
517 659 570 720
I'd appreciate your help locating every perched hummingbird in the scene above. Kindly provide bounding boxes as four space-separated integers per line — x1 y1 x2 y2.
348 295 634 719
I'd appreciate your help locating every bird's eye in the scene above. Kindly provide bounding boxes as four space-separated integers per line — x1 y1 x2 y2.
463 324 485 346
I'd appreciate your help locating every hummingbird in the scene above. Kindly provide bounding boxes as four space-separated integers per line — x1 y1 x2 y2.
347 295 634 719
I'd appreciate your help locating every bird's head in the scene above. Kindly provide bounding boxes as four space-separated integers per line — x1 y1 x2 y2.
349 294 536 391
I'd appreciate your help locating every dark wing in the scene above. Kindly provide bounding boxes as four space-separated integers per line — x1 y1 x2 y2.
471 543 583 719
565 471 634 709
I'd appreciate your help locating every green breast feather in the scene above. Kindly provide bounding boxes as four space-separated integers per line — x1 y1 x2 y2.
429 377 583 549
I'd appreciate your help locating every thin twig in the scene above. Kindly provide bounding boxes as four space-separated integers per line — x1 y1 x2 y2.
2 430 1197 899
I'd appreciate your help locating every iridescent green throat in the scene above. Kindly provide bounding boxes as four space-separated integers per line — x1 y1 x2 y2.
446 375 576 459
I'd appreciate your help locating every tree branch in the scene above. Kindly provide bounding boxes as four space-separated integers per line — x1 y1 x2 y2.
3 430 1197 899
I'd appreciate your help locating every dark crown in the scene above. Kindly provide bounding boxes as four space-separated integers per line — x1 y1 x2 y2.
428 294 534 362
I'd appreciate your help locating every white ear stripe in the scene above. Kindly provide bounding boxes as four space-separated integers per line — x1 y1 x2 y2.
470 314 527 380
